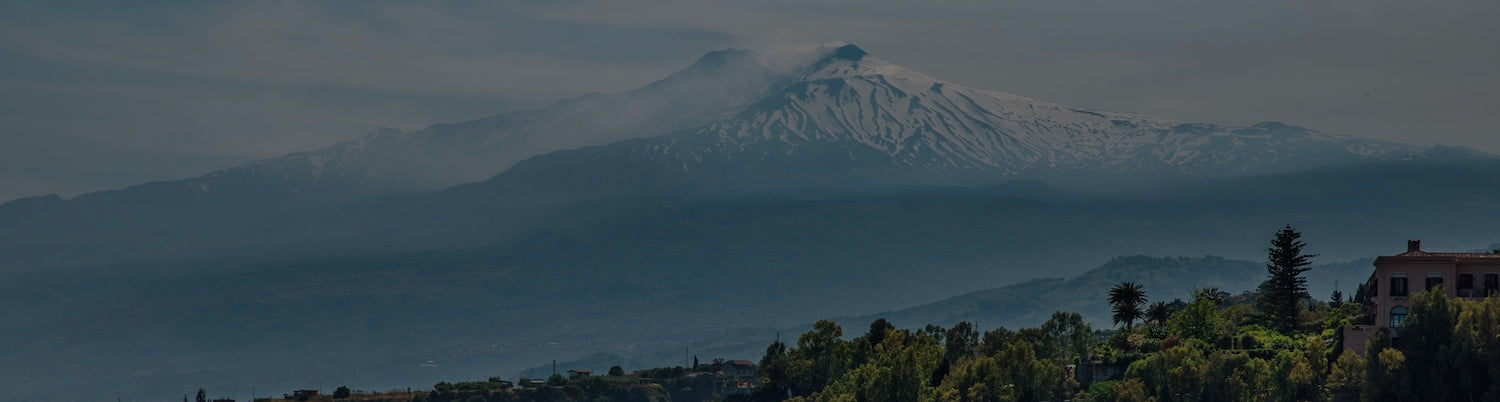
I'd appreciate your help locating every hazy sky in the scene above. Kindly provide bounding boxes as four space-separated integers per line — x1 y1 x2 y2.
1 1 1496 202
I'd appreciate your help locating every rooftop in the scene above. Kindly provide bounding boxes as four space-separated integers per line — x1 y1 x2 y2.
1375 240 1500 263
1393 251 1500 259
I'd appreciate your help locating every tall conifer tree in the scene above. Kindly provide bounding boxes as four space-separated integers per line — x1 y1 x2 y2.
1257 225 1316 333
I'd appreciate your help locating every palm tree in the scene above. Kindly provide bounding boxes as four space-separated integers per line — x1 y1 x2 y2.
1109 281 1147 330
1194 287 1226 305
1145 301 1171 326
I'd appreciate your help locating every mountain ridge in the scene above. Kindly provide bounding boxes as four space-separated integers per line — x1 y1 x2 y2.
518 254 1377 380
474 44 1476 197
7 43 1484 209
1 43 1495 269
7 162 1500 400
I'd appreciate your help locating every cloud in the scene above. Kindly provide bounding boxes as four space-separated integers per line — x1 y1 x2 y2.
0 2 695 99
0 1 740 201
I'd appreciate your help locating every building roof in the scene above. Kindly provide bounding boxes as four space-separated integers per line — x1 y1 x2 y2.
567 369 592 373
1398 250 1500 258
725 360 755 366
1376 250 1500 264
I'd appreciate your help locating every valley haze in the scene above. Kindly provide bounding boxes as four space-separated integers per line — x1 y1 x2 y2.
2 5 1498 401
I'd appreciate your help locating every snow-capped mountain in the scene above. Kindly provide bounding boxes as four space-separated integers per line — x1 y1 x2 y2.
0 43 1488 255
5 43 1470 212
495 44 1444 190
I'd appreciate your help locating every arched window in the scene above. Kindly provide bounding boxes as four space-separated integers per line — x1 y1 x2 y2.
1390 306 1409 328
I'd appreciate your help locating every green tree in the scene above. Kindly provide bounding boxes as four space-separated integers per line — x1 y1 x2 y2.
1109 282 1147 330
822 330 942 402
1015 327 1052 359
930 356 951 387
1454 294 1500 399
849 318 896 368
998 342 1078 400
1039 311 1093 364
333 385 351 399
1111 379 1150 402
1255 225 1316 333
1200 350 1271 401
1269 349 1319 401
1362 330 1405 402
1323 301 1363 333
1125 344 1208 401
866 318 894 347
1398 287 1459 400
1193 288 1227 305
196 388 206 402
608 365 625 376
1326 349 1365 402
922 324 947 343
788 320 849 395
936 341 1075 402
758 338 792 398
934 356 1016 402
979 327 1017 356
1145 301 1172 327
1166 296 1227 345
944 321 979 362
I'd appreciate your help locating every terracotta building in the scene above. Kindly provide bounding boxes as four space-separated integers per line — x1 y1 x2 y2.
1366 240 1500 332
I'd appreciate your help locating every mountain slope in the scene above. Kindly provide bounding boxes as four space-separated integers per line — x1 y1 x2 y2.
517 255 1377 379
483 44 1460 194
858 256 1257 329
229 47 780 195
0 49 778 252
7 162 1500 400
2 44 1494 272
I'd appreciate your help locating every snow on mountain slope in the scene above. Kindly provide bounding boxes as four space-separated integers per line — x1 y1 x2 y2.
3 43 1479 217
524 44 1435 185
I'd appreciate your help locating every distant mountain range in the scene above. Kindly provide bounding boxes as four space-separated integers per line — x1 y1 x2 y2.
1 44 1487 261
491 44 1463 192
3 44 1500 401
519 255 1376 379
